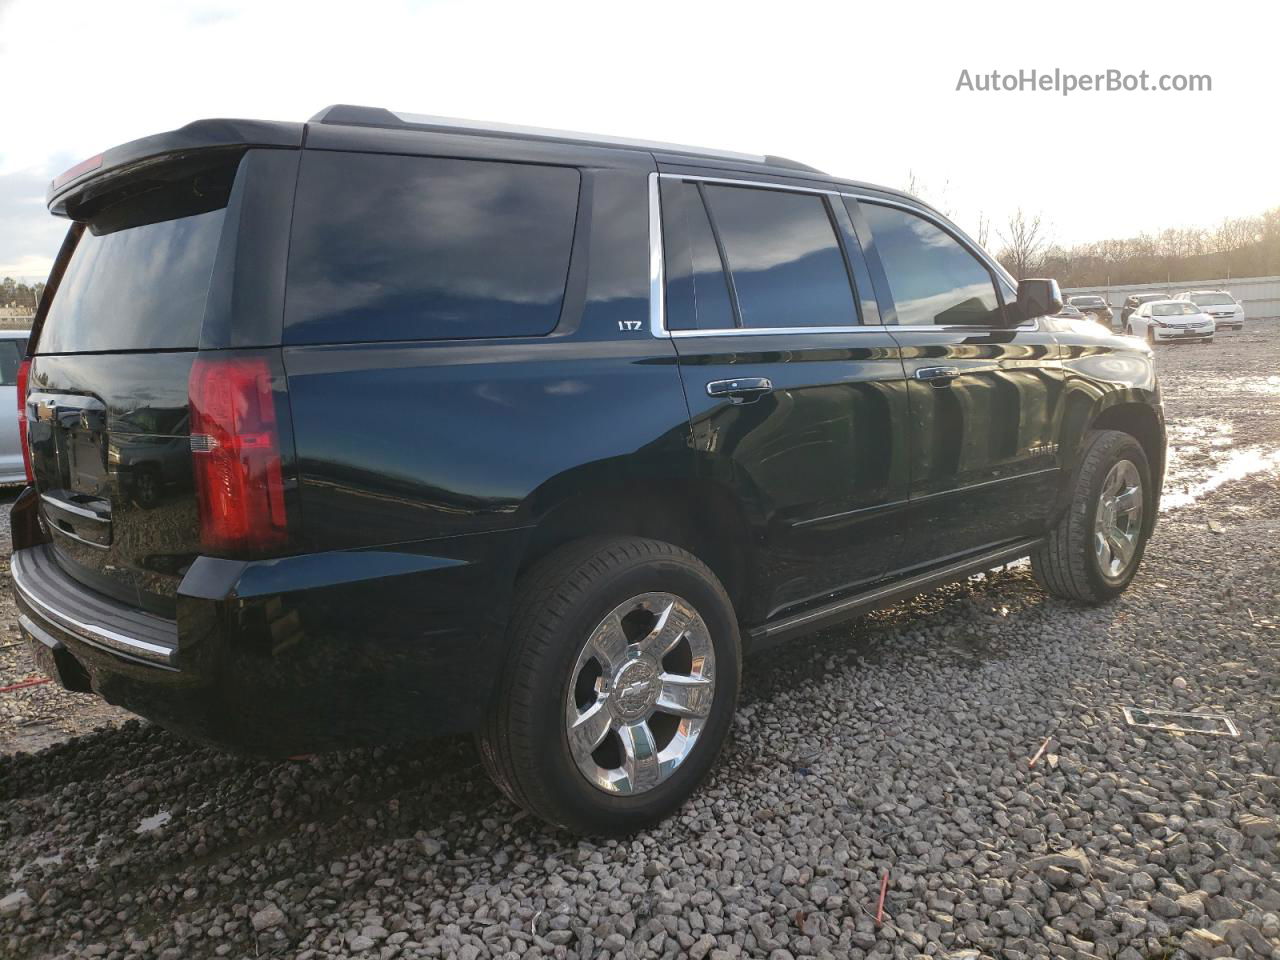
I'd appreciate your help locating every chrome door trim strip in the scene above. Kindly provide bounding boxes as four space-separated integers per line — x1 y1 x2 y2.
910 466 1061 504
791 497 909 529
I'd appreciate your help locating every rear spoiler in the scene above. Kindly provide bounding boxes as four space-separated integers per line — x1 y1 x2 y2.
48 118 304 218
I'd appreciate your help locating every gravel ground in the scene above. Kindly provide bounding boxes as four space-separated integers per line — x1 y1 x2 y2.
2 328 1278 960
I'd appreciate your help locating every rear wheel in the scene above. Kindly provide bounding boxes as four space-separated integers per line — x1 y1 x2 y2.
477 537 741 835
1032 429 1153 603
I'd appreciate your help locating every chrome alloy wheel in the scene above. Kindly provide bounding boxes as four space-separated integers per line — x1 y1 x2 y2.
565 593 715 795
1094 459 1144 580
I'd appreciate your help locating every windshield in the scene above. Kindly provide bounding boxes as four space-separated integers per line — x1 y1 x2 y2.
1189 293 1234 307
1152 303 1199 317
1070 296 1105 306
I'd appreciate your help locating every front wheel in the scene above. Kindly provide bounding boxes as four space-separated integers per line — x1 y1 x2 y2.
1032 429 1153 603
477 537 741 835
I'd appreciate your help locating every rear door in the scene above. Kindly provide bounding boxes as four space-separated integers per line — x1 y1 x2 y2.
24 149 295 616
848 197 1064 573
658 171 911 624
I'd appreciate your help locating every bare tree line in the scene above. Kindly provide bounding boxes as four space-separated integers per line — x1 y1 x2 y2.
990 206 1280 286
904 174 1280 287
1 277 45 312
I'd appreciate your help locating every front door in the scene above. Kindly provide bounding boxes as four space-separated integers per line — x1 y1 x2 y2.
849 198 1064 574
657 172 911 623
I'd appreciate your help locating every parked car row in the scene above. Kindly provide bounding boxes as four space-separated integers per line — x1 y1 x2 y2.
1061 289 1247 336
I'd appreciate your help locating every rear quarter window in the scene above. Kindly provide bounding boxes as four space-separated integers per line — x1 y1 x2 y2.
284 152 581 344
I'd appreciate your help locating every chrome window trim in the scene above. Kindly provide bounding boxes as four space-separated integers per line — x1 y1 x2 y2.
647 172 666 338
659 171 842 196
648 172 1039 337
672 325 891 338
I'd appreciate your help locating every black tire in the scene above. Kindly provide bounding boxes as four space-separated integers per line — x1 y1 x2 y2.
1031 429 1154 603
477 537 741 836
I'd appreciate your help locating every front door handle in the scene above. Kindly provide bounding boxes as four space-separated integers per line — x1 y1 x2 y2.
913 366 961 385
706 377 773 403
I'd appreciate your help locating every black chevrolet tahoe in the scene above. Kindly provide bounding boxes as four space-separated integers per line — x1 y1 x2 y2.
12 106 1165 835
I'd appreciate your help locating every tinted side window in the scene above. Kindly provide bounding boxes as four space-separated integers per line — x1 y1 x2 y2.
862 203 1002 327
661 180 735 331
285 152 581 344
702 185 857 329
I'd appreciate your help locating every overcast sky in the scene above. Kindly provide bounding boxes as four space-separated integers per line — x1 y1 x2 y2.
1 0 1276 280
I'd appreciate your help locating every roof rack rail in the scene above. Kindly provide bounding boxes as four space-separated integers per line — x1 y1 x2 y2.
309 104 823 173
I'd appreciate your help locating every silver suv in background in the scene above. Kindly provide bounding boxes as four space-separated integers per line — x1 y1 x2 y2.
1175 290 1244 330
0 330 31 484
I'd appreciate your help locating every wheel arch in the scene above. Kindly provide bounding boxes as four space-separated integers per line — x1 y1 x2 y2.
1090 401 1166 497
516 477 755 620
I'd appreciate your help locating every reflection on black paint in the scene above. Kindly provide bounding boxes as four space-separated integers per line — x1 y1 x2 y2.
285 152 581 344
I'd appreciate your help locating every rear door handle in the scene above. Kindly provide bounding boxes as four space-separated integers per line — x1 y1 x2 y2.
706 377 773 403
913 366 960 385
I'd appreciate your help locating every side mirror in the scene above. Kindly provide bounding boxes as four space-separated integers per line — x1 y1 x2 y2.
1015 278 1063 323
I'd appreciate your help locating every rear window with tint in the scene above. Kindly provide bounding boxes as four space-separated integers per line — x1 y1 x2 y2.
284 152 581 344
37 158 238 355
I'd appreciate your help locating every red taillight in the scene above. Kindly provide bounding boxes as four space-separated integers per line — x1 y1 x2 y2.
189 353 288 555
16 358 33 486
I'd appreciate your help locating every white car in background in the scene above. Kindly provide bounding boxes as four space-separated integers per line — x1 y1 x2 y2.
1125 300 1215 345
1174 289 1245 330
0 329 31 484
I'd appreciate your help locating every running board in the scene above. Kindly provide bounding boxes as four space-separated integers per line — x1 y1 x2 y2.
746 537 1044 649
